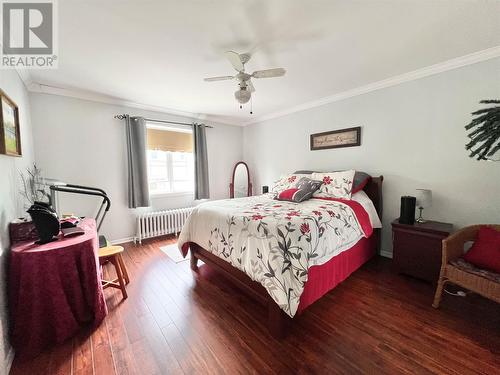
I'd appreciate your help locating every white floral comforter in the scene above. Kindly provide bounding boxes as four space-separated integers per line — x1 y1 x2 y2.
178 194 373 317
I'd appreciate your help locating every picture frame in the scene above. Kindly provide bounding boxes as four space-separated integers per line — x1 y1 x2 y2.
310 126 361 151
0 89 21 156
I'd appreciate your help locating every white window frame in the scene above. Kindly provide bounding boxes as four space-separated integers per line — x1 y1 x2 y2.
146 123 194 198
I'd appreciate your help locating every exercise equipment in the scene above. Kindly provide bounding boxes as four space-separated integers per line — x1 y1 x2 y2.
50 183 111 247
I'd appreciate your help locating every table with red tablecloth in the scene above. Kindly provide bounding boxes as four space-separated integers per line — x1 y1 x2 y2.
9 218 107 358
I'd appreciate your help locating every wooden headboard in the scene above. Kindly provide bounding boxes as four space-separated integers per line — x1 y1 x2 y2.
363 176 383 220
363 176 383 252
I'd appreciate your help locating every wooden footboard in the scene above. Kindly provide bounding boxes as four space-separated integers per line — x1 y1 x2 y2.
189 243 292 338
187 176 383 338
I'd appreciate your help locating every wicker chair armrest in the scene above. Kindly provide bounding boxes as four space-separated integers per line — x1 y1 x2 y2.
442 225 482 265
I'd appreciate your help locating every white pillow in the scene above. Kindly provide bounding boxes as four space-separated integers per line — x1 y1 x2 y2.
311 170 355 199
271 174 309 194
351 190 382 228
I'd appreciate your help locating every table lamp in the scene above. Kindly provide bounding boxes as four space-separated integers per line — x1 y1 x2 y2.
416 189 432 223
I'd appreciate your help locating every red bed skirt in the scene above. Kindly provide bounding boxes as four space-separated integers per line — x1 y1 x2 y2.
297 234 376 314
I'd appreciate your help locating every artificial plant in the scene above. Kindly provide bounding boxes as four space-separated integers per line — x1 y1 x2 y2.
465 100 500 161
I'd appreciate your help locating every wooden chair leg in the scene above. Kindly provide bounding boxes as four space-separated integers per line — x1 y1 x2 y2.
117 254 130 285
111 256 128 300
432 277 447 308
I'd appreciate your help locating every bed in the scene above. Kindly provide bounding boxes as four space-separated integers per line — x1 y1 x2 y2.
178 176 383 337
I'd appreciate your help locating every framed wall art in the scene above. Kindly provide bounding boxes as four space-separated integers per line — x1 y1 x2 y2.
0 89 21 156
310 126 361 151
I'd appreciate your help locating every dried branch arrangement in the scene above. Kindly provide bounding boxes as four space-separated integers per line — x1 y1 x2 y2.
19 163 50 207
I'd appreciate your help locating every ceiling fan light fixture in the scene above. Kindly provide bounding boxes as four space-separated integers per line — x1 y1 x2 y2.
235 88 251 104
205 51 286 106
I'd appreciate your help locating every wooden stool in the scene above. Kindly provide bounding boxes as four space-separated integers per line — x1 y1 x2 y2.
98 245 130 299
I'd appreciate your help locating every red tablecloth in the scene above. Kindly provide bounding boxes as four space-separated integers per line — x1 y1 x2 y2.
9 218 107 358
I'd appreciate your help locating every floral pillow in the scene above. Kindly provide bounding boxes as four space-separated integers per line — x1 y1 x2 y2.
271 174 309 194
311 170 356 199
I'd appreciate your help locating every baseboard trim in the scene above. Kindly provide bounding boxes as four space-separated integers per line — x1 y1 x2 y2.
5 345 14 375
380 250 393 259
110 237 135 245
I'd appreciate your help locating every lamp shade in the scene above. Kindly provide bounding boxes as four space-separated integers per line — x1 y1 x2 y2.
416 189 432 208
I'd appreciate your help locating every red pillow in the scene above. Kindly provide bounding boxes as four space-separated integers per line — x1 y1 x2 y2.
352 175 371 194
463 226 500 273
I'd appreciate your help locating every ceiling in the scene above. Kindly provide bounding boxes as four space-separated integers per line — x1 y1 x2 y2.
27 0 500 125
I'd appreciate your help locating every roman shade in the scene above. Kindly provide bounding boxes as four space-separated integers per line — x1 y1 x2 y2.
147 129 193 152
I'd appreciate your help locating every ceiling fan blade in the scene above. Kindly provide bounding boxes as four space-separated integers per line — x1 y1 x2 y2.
252 68 286 78
225 51 244 72
247 80 255 92
204 75 234 82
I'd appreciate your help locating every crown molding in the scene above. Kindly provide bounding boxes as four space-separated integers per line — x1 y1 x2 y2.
14 68 34 90
25 82 242 126
16 46 500 128
243 46 500 126
1 38 33 90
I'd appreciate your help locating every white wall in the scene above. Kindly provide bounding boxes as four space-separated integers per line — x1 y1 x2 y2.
0 70 35 375
30 93 243 242
244 57 500 256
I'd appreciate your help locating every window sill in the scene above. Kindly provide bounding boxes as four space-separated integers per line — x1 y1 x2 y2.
150 192 194 199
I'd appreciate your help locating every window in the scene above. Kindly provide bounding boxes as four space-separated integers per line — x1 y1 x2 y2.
146 125 194 195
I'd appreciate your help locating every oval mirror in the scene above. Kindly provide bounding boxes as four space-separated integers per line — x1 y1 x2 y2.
230 162 252 198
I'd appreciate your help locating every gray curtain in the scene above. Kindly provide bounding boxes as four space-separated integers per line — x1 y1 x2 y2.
193 123 210 199
125 116 150 208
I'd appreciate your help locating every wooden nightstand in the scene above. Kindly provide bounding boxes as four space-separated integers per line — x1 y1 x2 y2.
392 219 453 283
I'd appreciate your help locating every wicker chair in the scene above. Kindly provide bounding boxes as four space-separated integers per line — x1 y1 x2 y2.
432 225 500 308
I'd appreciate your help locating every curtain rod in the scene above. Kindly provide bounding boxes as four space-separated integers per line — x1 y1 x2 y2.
114 114 213 128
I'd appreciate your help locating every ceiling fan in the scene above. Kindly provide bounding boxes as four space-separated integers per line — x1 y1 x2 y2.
204 51 286 105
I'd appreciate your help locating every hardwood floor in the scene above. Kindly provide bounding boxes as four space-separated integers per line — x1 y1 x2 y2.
10 236 500 375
